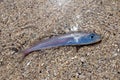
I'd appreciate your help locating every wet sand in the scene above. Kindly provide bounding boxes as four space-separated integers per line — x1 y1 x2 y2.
0 0 120 80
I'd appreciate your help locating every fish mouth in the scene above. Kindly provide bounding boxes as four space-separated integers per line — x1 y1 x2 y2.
96 35 102 42
91 37 102 45
94 39 102 44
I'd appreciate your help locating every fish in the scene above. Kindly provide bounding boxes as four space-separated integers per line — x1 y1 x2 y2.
22 32 101 58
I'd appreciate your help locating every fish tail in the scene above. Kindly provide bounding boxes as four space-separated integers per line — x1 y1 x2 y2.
22 48 32 59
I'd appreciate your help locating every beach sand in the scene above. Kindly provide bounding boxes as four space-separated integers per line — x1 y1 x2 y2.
0 0 120 80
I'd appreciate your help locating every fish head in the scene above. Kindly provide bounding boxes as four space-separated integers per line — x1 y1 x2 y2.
78 33 101 45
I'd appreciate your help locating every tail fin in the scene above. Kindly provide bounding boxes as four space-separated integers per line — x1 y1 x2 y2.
22 48 32 59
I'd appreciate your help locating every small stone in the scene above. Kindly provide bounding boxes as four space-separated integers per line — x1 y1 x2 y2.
11 47 19 53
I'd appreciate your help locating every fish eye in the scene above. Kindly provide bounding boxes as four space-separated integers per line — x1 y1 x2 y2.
91 35 94 39
89 34 95 39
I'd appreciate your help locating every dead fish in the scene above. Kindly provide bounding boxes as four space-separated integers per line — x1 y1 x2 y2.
23 32 101 58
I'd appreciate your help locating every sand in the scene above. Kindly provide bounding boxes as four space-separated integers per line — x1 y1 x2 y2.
0 0 120 80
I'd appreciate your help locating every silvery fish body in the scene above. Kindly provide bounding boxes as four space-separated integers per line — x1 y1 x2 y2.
23 32 101 57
